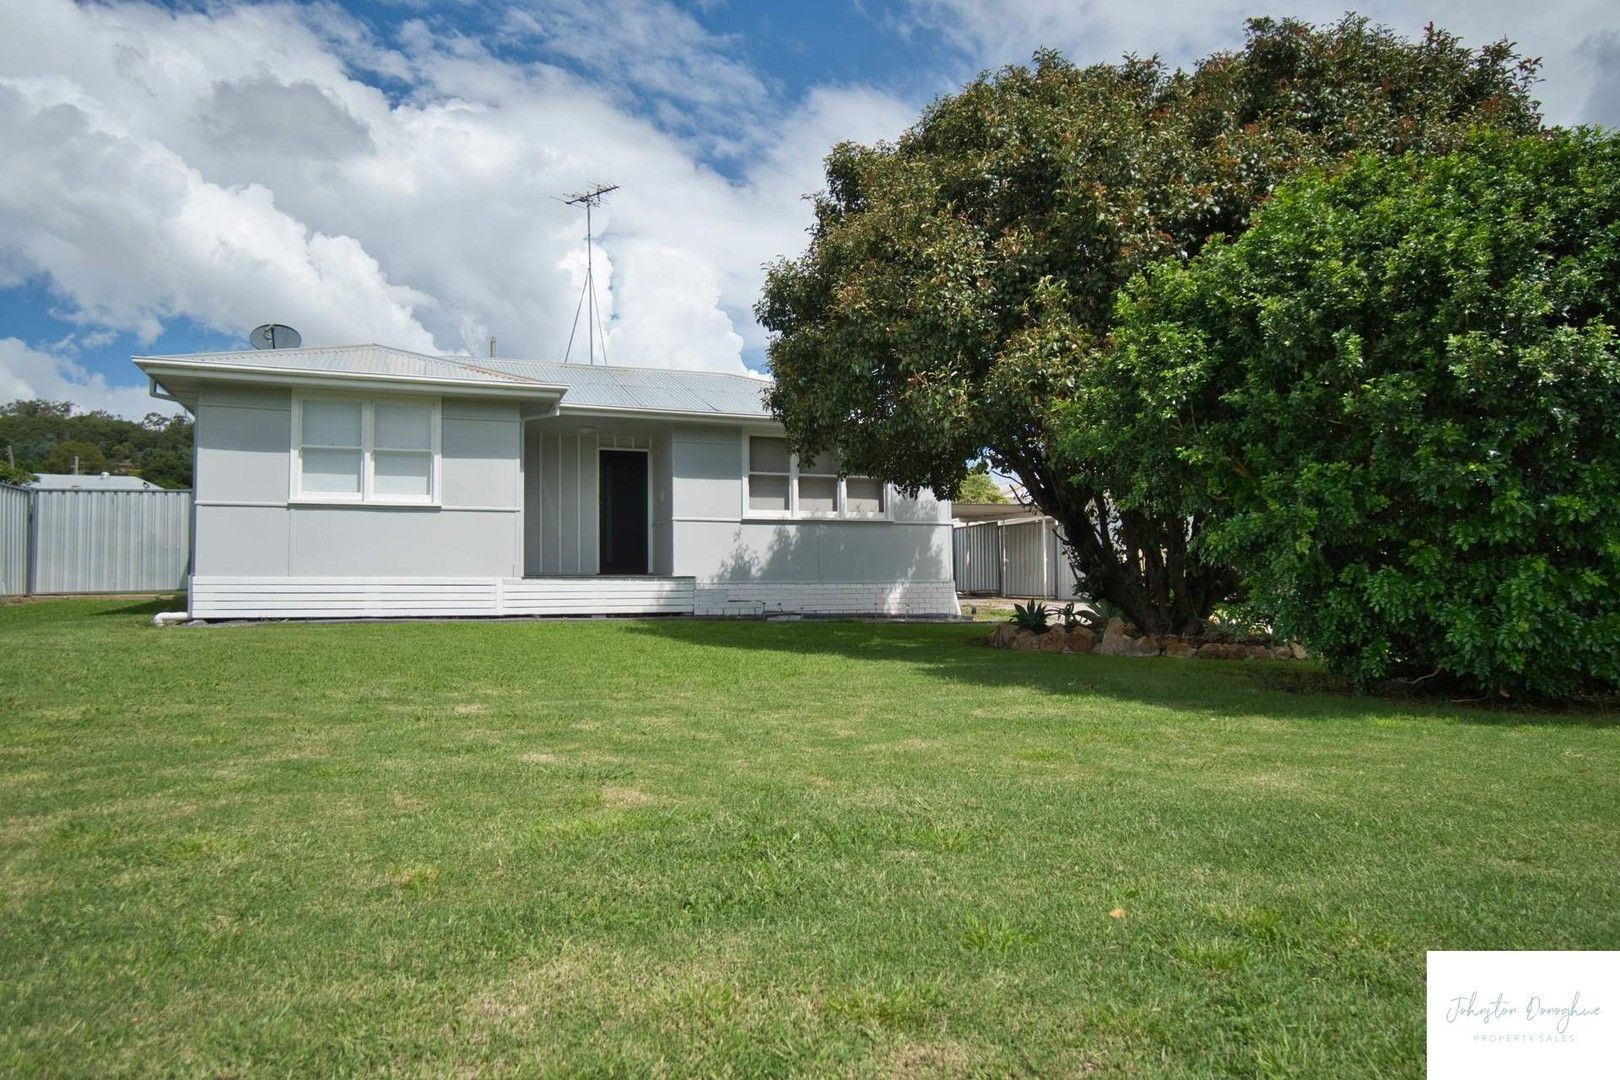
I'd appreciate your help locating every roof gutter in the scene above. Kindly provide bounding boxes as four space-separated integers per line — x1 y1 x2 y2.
148 376 185 406
555 403 778 425
135 360 569 401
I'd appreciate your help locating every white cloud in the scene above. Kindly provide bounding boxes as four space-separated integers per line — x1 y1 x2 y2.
12 0 1598 427
0 78 438 351
494 0 771 154
0 0 917 395
0 338 180 419
1577 31 1620 127
903 0 1620 127
605 242 744 371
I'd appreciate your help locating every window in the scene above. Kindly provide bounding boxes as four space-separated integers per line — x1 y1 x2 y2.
747 436 791 512
796 450 838 514
744 434 888 519
294 397 439 504
844 476 886 515
372 402 433 499
299 400 363 496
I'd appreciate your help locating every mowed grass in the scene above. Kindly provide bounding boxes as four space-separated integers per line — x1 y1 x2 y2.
0 599 1616 1077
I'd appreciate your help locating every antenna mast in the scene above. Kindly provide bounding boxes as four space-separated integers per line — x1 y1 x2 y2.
557 182 618 365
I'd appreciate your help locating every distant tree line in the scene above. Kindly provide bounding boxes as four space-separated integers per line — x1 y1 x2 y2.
0 401 193 488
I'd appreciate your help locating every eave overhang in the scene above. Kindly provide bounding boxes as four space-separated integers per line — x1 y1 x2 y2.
134 357 569 410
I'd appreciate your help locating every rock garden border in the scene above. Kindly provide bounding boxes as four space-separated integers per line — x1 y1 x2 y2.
987 617 1308 661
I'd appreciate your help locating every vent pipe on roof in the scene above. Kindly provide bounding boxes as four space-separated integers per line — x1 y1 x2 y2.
489 336 497 358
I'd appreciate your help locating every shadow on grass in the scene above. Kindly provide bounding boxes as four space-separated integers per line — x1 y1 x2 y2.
0 595 188 618
625 618 1620 729
85 595 185 617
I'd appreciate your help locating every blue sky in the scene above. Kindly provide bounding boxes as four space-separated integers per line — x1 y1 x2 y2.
2 0 1616 417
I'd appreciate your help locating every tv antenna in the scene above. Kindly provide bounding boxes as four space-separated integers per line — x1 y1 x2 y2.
556 182 618 365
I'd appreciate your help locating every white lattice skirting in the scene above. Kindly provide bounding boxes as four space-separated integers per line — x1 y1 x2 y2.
692 581 960 618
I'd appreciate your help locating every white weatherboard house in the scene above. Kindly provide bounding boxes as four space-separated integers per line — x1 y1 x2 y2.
134 345 959 620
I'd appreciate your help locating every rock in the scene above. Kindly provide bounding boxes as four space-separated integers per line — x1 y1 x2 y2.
1097 617 1131 655
1098 618 1160 656
1289 640 1308 661
1161 639 1197 659
1065 627 1096 654
1039 630 1067 653
1195 642 1246 660
1242 644 1273 661
1010 629 1045 651
1271 645 1294 661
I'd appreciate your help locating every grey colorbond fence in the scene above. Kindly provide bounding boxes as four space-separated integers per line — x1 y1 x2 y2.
952 520 1002 595
0 484 26 596
952 516 1083 601
0 484 191 595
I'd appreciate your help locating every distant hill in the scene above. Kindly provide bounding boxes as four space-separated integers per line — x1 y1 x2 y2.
0 401 193 488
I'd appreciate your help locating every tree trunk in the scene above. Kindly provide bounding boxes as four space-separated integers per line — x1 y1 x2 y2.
1007 449 1233 635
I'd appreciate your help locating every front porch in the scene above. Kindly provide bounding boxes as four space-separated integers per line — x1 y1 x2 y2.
523 422 671 579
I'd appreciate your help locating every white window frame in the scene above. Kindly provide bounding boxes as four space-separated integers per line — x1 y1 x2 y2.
290 394 442 506
740 431 891 521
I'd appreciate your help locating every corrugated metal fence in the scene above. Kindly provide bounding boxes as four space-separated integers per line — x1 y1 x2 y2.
0 484 191 595
0 484 27 596
952 521 1002 594
952 516 1083 600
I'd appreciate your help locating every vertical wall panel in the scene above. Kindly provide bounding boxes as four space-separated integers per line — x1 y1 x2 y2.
532 431 606 576
0 485 27 596
951 521 1002 595
559 434 580 573
580 435 598 575
522 427 544 577
28 488 191 593
1000 520 1049 598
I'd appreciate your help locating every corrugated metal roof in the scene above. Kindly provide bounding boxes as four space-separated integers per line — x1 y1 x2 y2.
139 344 537 388
475 358 770 417
137 344 773 418
28 473 164 490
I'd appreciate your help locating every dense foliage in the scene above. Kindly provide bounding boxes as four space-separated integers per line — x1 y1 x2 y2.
0 401 192 488
957 471 1009 504
0 460 36 485
1069 132 1620 697
758 16 1541 633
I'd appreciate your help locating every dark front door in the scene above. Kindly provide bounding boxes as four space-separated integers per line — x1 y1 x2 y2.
598 450 650 575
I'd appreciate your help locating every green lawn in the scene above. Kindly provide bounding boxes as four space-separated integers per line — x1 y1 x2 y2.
1 599 1616 1077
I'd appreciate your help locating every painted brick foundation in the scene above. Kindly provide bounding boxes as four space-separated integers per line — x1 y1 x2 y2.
693 580 960 618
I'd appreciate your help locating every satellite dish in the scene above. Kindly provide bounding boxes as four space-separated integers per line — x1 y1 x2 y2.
249 324 302 350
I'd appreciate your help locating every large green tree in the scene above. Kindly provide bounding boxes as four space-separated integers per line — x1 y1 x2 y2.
1067 132 1620 697
758 16 1540 633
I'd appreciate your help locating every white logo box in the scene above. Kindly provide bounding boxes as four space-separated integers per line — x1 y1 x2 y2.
1428 951 1618 1079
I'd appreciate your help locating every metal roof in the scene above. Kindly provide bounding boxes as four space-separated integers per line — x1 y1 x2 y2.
135 344 772 418
475 358 770 417
136 344 538 388
27 473 165 491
